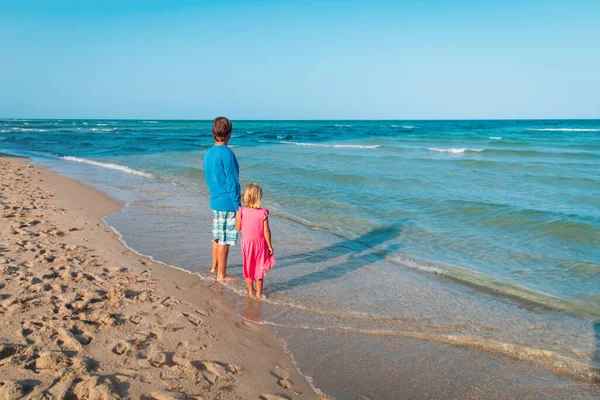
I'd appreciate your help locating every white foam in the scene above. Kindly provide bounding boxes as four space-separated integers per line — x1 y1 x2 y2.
101 128 116 131
526 128 600 132
428 148 484 154
13 128 48 132
334 124 352 127
489 136 502 140
388 255 444 274
61 156 154 178
402 125 415 129
281 141 380 149
142 120 159 124
97 123 108 126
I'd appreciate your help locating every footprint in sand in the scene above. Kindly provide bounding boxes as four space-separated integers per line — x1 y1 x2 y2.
143 390 184 400
161 297 181 308
112 341 129 356
68 324 93 346
146 349 168 368
259 394 292 400
0 380 37 399
271 366 293 390
235 320 258 332
190 360 240 385
0 344 28 365
30 351 71 371
182 312 202 327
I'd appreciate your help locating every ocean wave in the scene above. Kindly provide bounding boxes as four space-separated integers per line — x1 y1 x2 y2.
281 141 380 149
334 124 352 127
386 250 600 319
428 148 484 154
142 121 160 124
264 323 600 383
12 128 48 132
489 136 502 140
96 123 108 126
526 128 600 132
61 156 154 178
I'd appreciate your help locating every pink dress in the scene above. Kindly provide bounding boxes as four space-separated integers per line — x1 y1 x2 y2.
239 207 275 281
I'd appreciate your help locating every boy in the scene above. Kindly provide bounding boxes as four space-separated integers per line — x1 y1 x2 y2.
204 117 241 281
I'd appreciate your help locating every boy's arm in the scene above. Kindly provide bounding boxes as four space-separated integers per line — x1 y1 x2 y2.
224 152 241 209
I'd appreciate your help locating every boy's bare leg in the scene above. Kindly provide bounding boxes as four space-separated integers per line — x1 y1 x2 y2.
256 279 264 299
245 278 255 297
210 240 218 273
216 244 233 281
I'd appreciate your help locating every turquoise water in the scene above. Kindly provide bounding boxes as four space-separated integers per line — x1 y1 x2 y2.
2 119 599 397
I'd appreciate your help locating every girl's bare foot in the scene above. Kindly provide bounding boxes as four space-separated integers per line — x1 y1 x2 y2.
209 267 216 274
216 274 234 281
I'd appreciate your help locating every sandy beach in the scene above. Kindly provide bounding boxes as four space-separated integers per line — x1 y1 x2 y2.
0 156 321 399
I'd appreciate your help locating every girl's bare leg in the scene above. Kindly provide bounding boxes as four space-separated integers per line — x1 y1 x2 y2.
245 278 255 297
256 279 264 299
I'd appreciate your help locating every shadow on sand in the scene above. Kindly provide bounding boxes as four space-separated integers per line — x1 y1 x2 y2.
270 224 403 292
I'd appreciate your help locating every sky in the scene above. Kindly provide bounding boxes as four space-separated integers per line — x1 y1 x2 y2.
1 0 599 119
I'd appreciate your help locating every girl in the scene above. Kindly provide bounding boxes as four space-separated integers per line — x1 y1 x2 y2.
236 183 275 298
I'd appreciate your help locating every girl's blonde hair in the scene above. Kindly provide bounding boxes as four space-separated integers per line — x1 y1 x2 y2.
242 183 263 209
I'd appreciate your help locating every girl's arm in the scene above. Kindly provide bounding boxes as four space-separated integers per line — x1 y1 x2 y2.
235 211 242 231
264 217 273 254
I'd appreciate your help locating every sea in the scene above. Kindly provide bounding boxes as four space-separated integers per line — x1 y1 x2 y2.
1 119 599 398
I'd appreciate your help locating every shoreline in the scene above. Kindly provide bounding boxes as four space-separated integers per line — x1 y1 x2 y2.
0 156 321 399
1 148 597 322
2 153 599 399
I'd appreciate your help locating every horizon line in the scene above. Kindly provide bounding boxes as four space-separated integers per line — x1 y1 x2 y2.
1 117 599 121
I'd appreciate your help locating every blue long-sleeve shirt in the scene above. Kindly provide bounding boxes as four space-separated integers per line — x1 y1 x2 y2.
204 145 241 211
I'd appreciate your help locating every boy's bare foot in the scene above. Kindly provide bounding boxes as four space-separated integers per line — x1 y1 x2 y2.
216 274 234 281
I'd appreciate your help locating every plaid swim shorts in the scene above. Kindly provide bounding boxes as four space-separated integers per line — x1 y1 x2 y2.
212 210 238 246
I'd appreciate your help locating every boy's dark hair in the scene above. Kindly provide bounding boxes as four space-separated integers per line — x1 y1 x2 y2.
212 117 232 142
